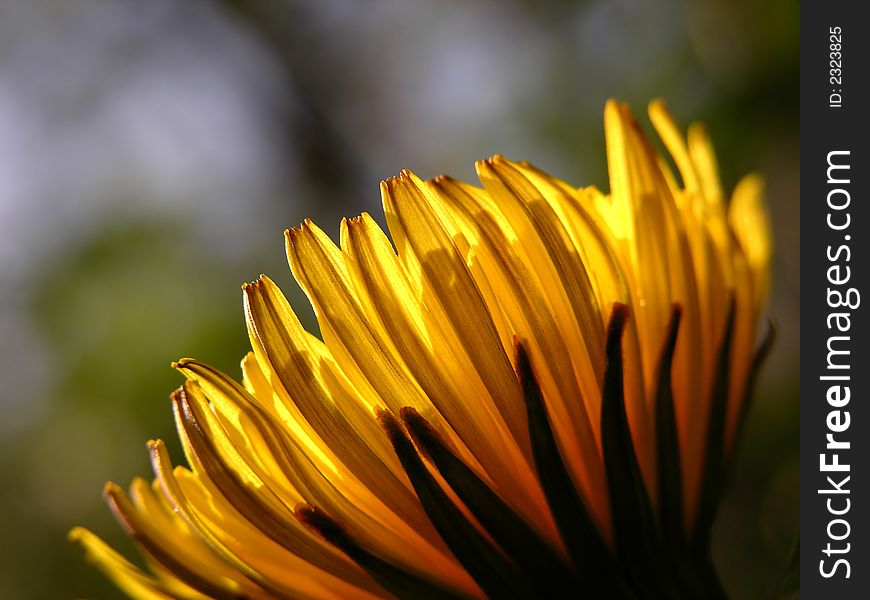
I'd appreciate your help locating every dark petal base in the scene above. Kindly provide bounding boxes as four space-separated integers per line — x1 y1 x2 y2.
298 303 773 600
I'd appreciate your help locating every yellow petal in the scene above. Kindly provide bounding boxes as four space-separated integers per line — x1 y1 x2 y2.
175 360 475 594
285 219 480 473
170 462 381 600
431 173 611 537
729 173 771 313
70 527 183 600
242 278 430 532
509 161 654 499
149 439 356 600
341 211 556 541
104 481 249 599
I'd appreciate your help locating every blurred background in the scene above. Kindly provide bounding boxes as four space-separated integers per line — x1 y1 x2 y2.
0 0 798 597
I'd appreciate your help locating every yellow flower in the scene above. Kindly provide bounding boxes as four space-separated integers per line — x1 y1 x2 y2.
71 100 771 599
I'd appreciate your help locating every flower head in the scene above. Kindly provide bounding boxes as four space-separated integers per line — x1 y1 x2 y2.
72 100 771 599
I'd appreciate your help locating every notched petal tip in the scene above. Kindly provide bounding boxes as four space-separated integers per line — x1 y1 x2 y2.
68 526 88 543
285 220 315 247
341 212 378 246
429 174 453 185
171 358 194 370
284 224 303 245
380 173 413 207
102 481 122 498
346 213 366 226
378 179 393 197
474 154 507 178
243 274 274 297
382 169 425 191
473 158 489 177
241 274 267 291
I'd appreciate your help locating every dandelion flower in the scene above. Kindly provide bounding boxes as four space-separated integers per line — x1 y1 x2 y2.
71 100 772 599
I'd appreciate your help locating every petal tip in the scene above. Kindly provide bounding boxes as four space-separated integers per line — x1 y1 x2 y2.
68 526 88 543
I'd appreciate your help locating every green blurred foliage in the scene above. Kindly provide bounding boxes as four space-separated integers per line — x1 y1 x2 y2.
4 215 248 598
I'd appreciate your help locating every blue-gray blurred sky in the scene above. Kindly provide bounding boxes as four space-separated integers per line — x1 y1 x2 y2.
0 0 797 597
